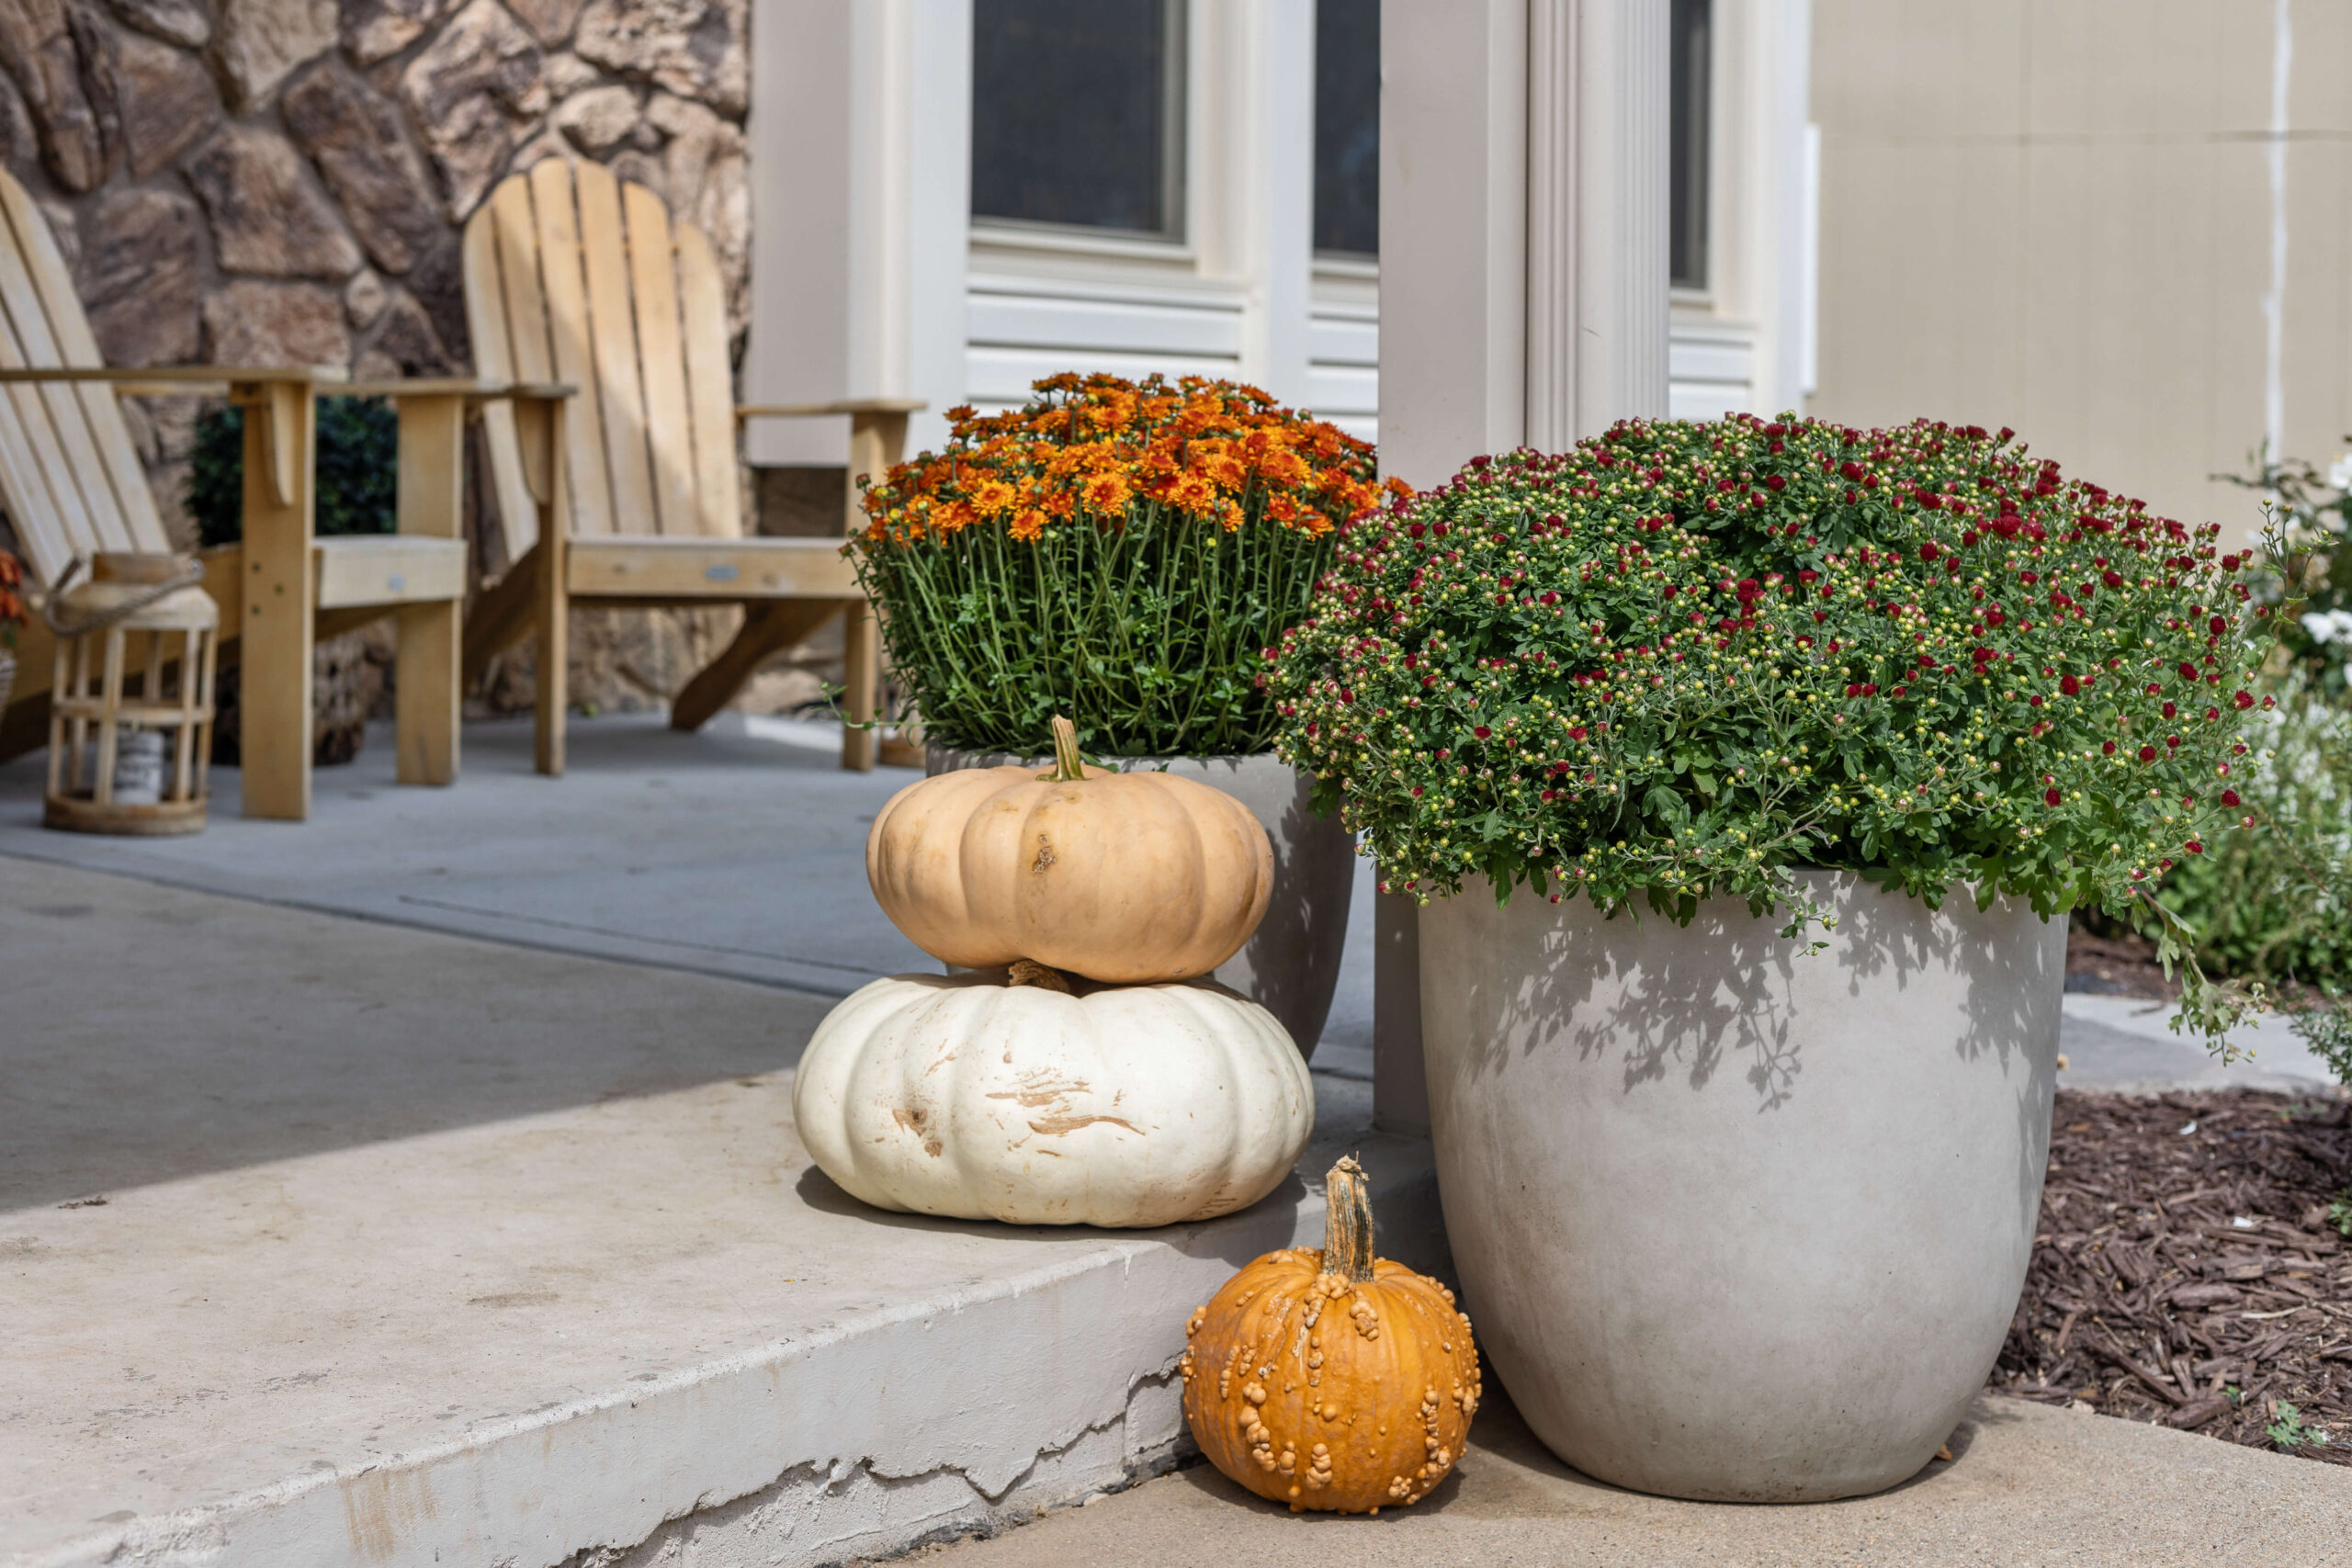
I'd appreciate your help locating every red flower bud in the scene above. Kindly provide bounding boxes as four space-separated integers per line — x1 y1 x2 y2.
2102 740 2117 755
2161 701 2176 718
2233 690 2255 709
2139 746 2157 762
2186 841 2205 854
1474 726 1491 739
2221 789 2241 807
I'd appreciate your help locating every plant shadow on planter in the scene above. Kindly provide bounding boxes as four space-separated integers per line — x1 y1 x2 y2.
1209 766 1355 1055
1451 872 2058 1114
1418 874 2064 1501
791 1164 1308 1264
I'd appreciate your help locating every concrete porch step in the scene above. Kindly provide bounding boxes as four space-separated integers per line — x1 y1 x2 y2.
0 857 1438 1568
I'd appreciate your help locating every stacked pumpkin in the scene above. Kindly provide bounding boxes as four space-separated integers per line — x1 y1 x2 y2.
793 717 1316 1227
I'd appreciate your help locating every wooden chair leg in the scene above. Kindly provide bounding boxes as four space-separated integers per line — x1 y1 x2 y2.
238 382 316 820
396 391 465 786
840 409 900 774
396 602 458 784
522 397 568 777
841 602 878 772
669 599 843 733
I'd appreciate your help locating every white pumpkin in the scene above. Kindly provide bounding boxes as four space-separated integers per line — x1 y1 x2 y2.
792 967 1315 1228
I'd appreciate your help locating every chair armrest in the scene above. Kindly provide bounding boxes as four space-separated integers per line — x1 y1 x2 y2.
333 378 577 401
0 365 346 393
736 397 925 423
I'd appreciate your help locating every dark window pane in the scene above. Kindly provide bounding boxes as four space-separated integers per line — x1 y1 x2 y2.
971 0 1184 237
1670 0 1711 288
1314 0 1379 256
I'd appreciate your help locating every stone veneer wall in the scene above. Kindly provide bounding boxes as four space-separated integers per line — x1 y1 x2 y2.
0 0 841 719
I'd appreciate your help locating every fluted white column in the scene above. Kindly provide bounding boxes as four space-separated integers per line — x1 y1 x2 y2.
1527 0 1672 446
1372 0 1670 1135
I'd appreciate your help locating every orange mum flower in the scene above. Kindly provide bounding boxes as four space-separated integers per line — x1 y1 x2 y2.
969 478 1018 517
1164 472 1219 513
849 372 1380 551
1081 471 1133 513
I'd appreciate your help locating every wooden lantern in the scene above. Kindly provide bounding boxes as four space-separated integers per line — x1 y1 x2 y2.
44 552 219 835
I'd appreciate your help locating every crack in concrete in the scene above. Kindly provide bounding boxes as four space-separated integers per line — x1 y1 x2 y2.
552 1367 1192 1568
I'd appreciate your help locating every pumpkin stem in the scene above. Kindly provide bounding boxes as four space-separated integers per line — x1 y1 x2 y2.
1039 714 1088 784
1321 1156 1376 1283
1007 958 1074 993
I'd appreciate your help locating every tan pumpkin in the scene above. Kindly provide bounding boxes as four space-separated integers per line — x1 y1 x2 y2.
1180 1157 1482 1514
865 716 1273 984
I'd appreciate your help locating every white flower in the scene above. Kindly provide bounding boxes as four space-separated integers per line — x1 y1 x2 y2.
2329 453 2352 491
2300 608 2352 645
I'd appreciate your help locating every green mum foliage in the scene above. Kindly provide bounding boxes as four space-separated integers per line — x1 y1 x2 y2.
188 397 398 547
1266 415 2269 1013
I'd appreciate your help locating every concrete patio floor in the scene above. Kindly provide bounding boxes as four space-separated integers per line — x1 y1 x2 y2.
1 714 2345 1568
906 1382 2352 1567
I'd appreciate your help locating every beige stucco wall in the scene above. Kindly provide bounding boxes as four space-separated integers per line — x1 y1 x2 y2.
1810 0 2352 541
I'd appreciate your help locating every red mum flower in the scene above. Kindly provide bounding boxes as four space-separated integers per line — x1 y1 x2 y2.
2221 789 2241 807
2139 746 2158 762
1474 726 1491 739
2102 741 2117 755
2060 675 2080 695
2044 788 2062 807
2233 690 2255 709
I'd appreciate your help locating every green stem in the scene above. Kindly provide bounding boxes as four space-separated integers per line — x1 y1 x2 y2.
1039 714 1087 782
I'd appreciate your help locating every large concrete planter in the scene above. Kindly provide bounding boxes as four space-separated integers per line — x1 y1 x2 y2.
1418 872 2064 1502
928 746 1353 1058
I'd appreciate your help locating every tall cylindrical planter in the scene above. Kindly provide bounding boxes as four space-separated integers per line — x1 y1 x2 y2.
1418 872 2064 1502
928 746 1353 1058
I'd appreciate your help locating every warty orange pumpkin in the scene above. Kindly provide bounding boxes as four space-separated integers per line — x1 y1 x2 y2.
1179 1156 1481 1513
865 716 1273 984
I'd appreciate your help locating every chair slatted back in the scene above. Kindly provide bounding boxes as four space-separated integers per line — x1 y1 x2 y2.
0 165 170 588
464 159 743 562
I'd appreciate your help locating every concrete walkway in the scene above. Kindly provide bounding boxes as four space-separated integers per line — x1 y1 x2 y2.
907 1384 2352 1567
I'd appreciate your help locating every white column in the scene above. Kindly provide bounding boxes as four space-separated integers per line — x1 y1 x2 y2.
1377 0 1528 490
1372 0 1670 1135
746 0 971 467
1189 0 1315 408
1526 0 1671 446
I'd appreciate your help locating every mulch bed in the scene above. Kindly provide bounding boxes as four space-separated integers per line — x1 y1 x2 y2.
1996 1089 2352 1461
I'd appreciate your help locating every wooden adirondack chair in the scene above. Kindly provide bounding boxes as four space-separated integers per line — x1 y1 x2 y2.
459 157 914 774
0 164 544 821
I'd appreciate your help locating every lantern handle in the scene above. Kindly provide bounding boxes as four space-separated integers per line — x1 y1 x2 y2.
40 554 207 639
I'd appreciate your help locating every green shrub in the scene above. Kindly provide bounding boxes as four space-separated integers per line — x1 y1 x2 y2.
1270 416 2265 935
188 397 399 547
2154 671 2352 988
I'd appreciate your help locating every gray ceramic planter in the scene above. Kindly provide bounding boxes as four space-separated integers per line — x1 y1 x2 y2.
927 745 1353 1059
1418 871 2063 1502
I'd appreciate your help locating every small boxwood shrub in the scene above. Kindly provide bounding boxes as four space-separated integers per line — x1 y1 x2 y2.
188 397 399 547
